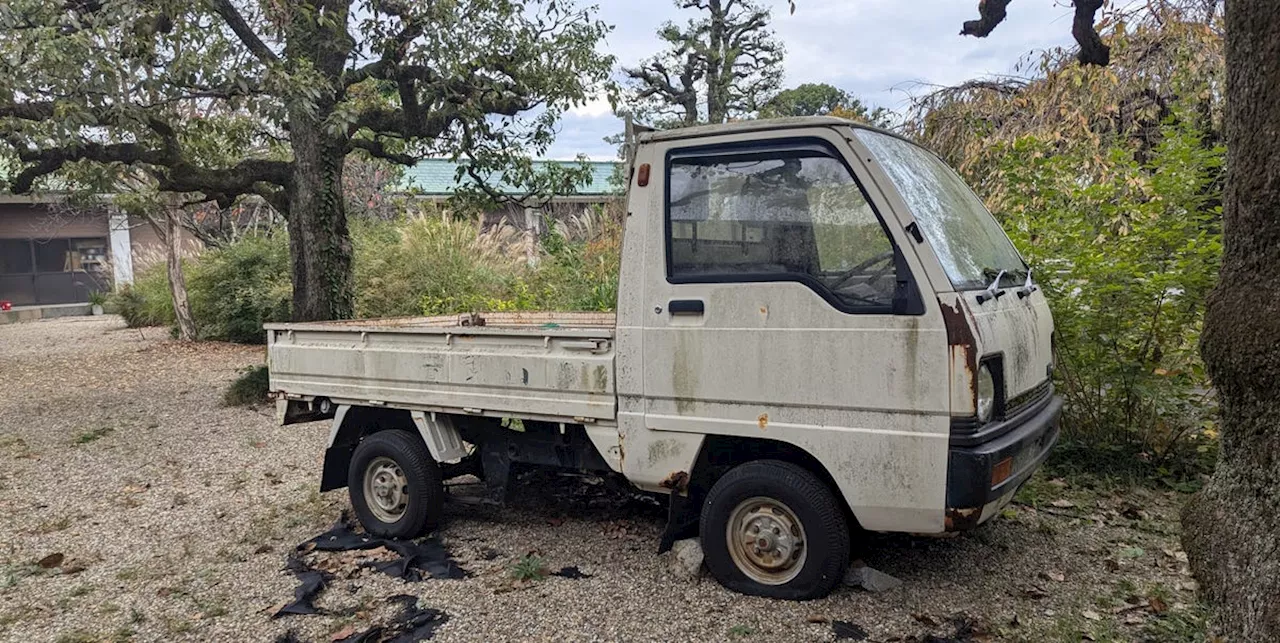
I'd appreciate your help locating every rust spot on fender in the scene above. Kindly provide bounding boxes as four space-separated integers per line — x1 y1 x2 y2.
757 413 769 430
940 300 977 347
659 470 690 493
942 299 980 398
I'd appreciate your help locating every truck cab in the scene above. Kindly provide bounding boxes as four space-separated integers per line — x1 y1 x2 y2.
267 116 1060 600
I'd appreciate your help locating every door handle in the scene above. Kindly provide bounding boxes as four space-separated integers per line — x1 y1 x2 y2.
668 299 705 315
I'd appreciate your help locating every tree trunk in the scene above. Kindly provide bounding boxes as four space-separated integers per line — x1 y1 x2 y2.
705 0 727 124
1181 0 1280 639
163 211 197 341
282 0 355 323
285 113 355 322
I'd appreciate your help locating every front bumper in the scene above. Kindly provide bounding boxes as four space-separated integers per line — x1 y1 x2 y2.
944 394 1062 530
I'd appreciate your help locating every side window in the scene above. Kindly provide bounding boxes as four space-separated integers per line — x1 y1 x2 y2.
667 145 899 310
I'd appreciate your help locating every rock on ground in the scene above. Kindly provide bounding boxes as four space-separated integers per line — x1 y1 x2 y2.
668 538 705 580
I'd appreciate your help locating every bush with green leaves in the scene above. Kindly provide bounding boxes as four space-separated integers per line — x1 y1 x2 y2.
185 234 291 343
110 233 289 343
993 113 1223 477
353 216 523 319
110 270 174 328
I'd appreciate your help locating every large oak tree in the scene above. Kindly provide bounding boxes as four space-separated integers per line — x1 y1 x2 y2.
0 0 612 321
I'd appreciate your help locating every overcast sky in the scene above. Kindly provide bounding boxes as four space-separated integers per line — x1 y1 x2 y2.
544 0 1078 160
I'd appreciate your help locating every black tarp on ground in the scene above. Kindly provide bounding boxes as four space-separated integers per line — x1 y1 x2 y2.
274 515 464 622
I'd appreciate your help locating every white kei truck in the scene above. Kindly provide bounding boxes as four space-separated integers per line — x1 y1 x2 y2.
267 116 1061 600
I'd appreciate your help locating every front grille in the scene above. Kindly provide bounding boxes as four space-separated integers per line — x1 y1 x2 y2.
1006 379 1052 420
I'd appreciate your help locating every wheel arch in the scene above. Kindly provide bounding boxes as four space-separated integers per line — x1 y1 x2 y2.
321 406 416 491
661 434 861 550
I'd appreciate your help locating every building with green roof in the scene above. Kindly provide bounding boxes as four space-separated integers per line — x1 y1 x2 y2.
400 159 620 201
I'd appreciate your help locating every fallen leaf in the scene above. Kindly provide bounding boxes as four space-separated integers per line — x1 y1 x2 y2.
911 612 939 627
37 553 64 568
330 625 356 641
1023 585 1049 599
806 614 830 624
1039 571 1066 583
1082 610 1102 621
122 484 149 494
1123 612 1148 625
1148 596 1168 614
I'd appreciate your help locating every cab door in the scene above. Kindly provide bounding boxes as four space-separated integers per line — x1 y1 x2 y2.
638 128 953 532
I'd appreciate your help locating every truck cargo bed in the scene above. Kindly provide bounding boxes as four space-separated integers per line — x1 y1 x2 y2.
266 312 618 422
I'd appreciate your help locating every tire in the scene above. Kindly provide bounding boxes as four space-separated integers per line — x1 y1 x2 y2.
700 460 850 600
348 430 445 539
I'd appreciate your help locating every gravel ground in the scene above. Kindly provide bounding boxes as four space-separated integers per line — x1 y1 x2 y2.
0 316 1209 643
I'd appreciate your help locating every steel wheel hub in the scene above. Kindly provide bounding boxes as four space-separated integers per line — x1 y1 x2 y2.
363 456 409 523
726 496 807 585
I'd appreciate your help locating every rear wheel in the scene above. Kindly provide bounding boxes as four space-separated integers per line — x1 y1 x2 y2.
700 460 850 600
348 430 444 539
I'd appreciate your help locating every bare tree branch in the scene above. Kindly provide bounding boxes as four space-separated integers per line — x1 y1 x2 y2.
206 0 280 65
348 137 417 165
962 0 1110 66
1073 0 1111 66
961 0 1013 37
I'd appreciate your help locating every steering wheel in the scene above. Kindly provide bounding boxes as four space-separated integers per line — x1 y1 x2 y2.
828 251 896 292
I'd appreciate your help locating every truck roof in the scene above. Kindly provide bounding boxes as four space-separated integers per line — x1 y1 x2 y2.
636 115 896 144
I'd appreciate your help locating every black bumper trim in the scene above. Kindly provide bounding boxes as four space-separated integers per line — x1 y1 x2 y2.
949 383 1056 447
946 395 1062 512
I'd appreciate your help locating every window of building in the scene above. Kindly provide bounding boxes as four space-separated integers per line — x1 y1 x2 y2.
33 239 73 273
1 240 33 274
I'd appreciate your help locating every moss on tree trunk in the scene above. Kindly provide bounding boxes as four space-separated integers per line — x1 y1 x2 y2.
1181 0 1280 638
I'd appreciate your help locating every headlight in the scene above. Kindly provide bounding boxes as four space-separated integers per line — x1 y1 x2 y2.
976 364 996 423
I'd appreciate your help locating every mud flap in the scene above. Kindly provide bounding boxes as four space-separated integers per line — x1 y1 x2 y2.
659 490 702 553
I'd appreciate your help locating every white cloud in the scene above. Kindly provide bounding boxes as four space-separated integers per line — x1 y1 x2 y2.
568 95 616 119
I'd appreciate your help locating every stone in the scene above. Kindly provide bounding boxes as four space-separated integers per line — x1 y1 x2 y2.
669 538 705 579
843 561 904 592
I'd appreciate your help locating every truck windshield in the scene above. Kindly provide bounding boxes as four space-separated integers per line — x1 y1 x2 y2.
854 129 1025 290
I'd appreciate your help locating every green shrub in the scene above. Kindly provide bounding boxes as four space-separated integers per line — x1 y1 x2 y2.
352 207 622 318
354 216 522 318
224 366 270 406
186 234 291 344
109 269 174 328
993 113 1223 478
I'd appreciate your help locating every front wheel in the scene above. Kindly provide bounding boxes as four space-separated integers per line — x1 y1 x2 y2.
700 460 850 600
348 430 445 539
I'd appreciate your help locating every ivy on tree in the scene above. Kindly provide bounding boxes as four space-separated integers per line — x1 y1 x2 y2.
0 0 613 321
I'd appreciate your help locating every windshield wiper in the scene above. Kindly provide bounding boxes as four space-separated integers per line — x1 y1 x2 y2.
976 269 1007 305
1017 268 1038 299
